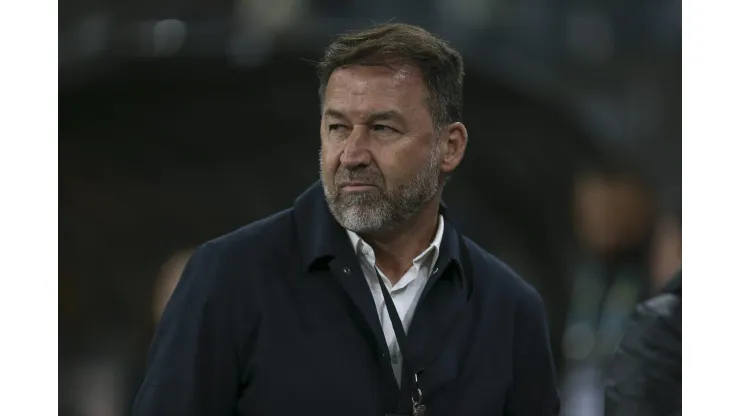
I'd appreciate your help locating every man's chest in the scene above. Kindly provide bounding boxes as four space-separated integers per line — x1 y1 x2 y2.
233 269 515 415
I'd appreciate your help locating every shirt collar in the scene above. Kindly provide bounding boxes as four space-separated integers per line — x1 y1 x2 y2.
345 215 445 271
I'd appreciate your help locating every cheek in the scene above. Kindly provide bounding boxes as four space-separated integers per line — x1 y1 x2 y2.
376 149 416 183
320 145 340 174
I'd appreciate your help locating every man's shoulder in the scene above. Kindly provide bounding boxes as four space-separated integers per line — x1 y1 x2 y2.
462 236 543 306
604 278 682 414
169 209 297 313
622 286 682 352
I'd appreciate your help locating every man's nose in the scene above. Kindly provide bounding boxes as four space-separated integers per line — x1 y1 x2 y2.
340 126 372 168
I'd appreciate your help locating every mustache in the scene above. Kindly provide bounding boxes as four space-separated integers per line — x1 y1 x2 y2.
334 169 383 186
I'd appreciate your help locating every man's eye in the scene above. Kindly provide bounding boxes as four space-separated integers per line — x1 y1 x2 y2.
328 124 347 131
372 125 396 133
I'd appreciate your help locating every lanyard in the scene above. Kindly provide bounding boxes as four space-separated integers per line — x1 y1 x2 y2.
373 230 472 416
375 267 426 416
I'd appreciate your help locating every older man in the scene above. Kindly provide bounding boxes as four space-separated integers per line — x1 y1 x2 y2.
133 23 559 416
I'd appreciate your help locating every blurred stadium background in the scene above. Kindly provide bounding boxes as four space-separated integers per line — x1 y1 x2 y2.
59 0 681 415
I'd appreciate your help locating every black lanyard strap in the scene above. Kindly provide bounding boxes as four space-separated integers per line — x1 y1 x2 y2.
375 268 425 416
375 231 472 416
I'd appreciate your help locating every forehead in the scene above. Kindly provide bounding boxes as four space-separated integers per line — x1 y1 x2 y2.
323 64 428 117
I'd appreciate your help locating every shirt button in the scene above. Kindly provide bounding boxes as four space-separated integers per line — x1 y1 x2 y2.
343 267 351 275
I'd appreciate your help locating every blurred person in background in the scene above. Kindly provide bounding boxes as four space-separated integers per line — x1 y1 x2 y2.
603 187 681 416
132 23 559 416
559 169 655 415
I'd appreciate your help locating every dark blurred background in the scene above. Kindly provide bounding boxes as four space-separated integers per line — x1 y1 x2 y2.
59 1 681 415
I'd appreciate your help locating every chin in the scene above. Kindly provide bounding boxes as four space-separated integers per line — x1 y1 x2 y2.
338 209 386 233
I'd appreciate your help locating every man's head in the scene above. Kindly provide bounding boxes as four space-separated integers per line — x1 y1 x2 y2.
317 23 468 234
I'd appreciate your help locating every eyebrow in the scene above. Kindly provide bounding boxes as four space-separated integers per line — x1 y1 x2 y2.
323 109 349 121
323 109 405 125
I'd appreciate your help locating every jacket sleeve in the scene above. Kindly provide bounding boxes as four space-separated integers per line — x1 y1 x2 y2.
132 243 243 415
603 292 682 416
507 290 561 415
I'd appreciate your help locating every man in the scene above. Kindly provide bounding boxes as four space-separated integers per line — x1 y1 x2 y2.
133 23 559 416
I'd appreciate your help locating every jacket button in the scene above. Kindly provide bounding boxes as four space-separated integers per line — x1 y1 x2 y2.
343 267 351 275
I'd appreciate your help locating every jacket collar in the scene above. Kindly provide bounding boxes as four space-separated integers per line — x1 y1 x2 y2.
292 180 465 281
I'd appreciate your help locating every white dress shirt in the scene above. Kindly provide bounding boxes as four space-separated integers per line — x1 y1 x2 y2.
346 215 444 385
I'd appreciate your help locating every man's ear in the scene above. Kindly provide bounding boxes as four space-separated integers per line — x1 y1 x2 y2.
439 122 468 175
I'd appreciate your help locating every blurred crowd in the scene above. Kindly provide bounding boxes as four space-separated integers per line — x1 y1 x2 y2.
59 0 680 415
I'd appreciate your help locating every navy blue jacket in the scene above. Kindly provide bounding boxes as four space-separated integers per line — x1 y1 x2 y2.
132 182 560 415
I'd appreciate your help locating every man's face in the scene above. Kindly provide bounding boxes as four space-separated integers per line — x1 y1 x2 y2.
320 63 442 233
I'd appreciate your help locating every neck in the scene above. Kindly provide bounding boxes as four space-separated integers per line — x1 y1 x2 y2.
359 197 441 284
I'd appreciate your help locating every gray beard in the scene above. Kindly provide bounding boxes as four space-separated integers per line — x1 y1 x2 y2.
320 149 441 234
